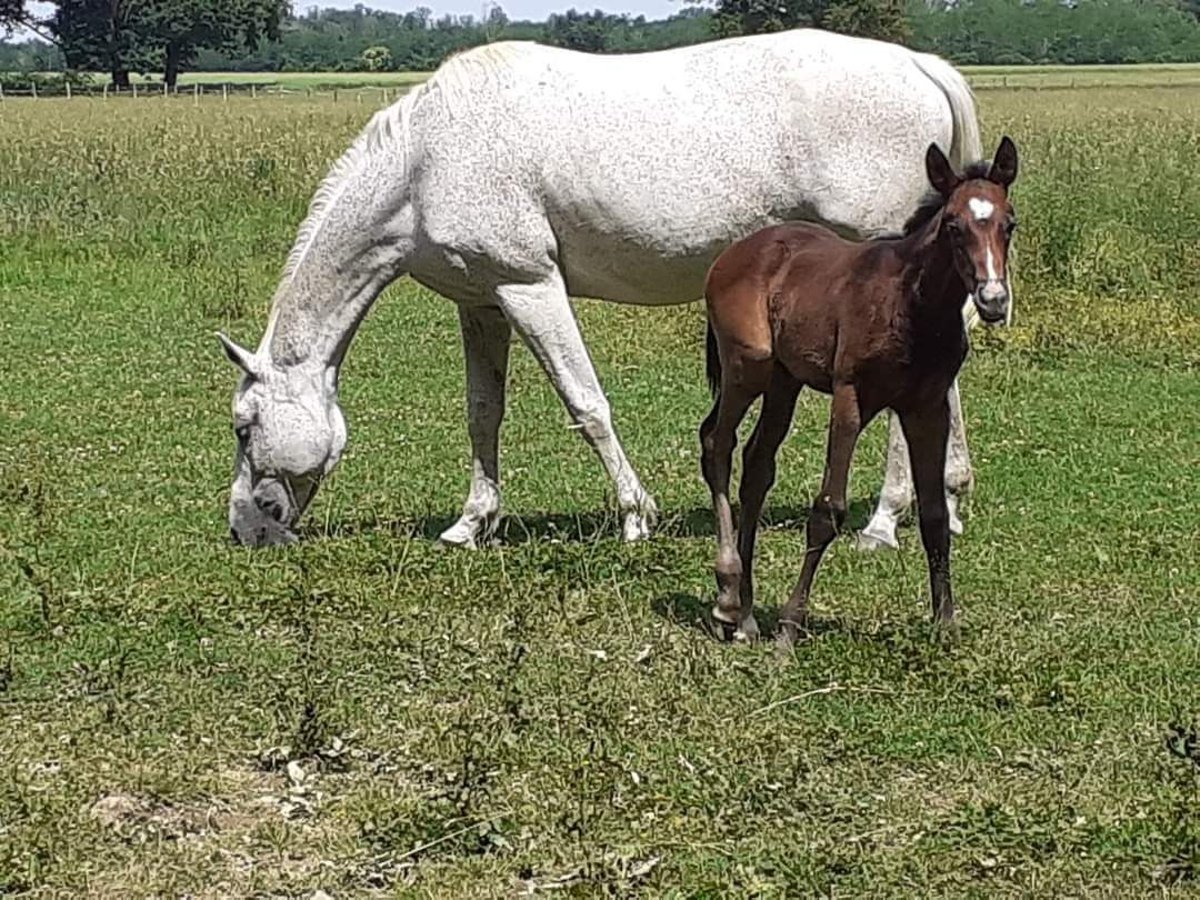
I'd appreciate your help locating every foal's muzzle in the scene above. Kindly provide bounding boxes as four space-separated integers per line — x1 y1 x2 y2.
973 282 1009 325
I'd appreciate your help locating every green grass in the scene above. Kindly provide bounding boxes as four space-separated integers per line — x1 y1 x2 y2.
24 61 1200 93
1 86 1199 896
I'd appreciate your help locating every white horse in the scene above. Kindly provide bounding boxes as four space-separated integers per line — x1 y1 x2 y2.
219 29 991 549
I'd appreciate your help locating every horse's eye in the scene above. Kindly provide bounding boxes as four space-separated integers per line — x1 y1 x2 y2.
1006 220 1018 235
235 425 251 444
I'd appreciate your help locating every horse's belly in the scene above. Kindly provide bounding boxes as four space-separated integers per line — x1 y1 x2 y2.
556 232 723 305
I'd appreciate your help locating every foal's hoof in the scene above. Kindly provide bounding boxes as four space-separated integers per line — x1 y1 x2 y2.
774 617 810 653
855 527 899 552
710 607 757 643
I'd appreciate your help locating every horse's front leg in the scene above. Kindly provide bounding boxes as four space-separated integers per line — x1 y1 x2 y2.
899 397 954 623
440 304 512 549
779 383 863 647
497 272 657 541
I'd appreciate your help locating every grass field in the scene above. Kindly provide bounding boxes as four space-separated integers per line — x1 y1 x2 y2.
1 81 1199 896
29 61 1200 93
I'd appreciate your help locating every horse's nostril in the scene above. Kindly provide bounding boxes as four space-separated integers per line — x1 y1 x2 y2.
230 527 242 545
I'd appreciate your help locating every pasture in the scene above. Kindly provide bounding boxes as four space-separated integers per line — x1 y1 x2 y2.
1 82 1198 896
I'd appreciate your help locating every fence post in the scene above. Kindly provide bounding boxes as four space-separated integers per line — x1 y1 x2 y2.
194 83 200 106
356 90 362 105
65 81 71 100
133 82 138 99
223 83 228 103
333 88 339 104
0 82 5 102
251 84 257 100
31 80 37 99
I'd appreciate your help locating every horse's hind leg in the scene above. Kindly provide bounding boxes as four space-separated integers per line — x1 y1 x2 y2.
497 271 657 541
859 381 973 550
779 383 863 647
700 368 762 642
440 305 512 549
857 411 913 551
734 371 801 641
944 378 974 537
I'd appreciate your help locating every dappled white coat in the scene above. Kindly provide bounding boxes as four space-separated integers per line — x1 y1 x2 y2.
220 30 985 549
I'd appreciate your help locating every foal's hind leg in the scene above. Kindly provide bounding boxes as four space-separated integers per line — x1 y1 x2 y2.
735 372 802 641
779 383 863 647
701 372 764 642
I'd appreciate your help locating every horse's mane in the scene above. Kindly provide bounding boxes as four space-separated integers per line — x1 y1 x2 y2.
901 160 993 236
280 42 532 287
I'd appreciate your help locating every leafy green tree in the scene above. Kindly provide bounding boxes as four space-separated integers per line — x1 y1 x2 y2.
138 0 289 88
52 0 152 88
544 8 625 52
359 43 391 70
712 0 909 41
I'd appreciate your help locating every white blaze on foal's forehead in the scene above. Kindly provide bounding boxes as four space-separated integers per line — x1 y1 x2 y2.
968 197 995 221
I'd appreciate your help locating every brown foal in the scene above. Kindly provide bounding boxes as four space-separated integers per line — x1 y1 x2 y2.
701 137 1019 645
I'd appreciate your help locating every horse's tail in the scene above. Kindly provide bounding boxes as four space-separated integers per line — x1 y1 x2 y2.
911 52 983 173
705 320 721 398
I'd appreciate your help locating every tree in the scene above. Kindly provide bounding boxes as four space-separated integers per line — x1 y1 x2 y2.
711 0 910 42
138 0 290 88
52 0 152 88
0 0 25 31
543 8 626 52
359 43 391 70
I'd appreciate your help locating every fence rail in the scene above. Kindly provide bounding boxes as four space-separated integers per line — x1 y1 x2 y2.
0 82 409 104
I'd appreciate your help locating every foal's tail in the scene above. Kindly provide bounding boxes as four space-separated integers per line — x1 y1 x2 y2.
705 321 721 398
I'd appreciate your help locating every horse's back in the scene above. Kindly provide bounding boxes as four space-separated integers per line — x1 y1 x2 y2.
407 31 965 305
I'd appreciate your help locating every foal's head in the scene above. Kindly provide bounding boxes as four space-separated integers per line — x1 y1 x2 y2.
925 136 1019 325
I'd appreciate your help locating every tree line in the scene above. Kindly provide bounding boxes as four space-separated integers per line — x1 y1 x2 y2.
4 0 1200 87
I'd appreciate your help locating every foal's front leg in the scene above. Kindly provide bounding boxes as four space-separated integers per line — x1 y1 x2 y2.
778 383 863 647
700 382 758 642
899 398 955 622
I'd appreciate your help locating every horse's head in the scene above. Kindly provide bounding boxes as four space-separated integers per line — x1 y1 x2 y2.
218 334 347 547
926 136 1019 325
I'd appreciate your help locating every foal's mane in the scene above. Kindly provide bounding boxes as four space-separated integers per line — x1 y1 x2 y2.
901 160 993 236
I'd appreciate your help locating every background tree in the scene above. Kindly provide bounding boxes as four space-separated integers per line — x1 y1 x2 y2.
711 0 909 41
138 0 290 88
359 43 391 70
52 0 151 88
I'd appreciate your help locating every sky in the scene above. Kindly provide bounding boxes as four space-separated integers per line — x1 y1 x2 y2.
21 0 690 30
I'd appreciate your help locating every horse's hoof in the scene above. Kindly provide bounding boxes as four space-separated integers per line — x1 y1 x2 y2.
948 513 965 536
621 504 656 542
855 527 899 552
437 521 481 550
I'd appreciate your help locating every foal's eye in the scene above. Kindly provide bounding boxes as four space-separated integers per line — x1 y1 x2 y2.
235 425 252 444
1005 220 1018 235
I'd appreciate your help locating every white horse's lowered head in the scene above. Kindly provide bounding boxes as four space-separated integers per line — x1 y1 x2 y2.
219 335 346 545
221 29 995 549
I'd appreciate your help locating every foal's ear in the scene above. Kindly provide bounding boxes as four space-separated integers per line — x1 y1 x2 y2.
925 143 959 198
989 136 1018 188
216 332 262 380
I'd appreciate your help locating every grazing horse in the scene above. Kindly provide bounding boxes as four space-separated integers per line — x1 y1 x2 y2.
217 30 990 549
701 137 1019 645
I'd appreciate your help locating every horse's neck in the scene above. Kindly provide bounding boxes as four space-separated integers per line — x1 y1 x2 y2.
909 229 966 322
259 157 414 372
261 260 394 373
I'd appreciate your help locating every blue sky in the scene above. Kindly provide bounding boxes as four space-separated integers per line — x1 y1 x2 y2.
22 0 691 30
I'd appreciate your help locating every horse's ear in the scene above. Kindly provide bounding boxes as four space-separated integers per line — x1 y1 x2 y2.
216 332 261 379
925 143 958 198
988 136 1018 188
